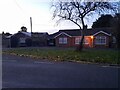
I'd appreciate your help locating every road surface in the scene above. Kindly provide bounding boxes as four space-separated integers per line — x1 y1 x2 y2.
2 54 119 88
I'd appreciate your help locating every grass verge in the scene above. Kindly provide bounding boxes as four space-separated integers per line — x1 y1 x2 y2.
3 47 120 64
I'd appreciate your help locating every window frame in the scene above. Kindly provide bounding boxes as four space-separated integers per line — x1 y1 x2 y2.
75 37 81 45
19 37 26 43
95 36 106 45
75 37 89 45
59 37 67 44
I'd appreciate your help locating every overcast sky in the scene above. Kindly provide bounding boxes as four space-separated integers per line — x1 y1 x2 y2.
0 0 94 34
0 0 118 34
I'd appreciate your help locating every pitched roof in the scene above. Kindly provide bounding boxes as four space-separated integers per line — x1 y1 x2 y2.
32 32 48 37
48 32 60 39
11 32 48 38
10 31 31 37
48 30 80 39
86 28 112 35
21 32 31 37
32 32 48 35
59 29 81 36
49 27 112 38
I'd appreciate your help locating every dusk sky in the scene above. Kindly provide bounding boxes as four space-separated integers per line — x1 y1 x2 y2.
0 0 118 34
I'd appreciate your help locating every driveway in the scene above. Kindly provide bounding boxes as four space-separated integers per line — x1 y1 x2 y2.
2 54 119 88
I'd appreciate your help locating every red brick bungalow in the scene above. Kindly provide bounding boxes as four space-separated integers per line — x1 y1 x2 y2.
49 28 115 48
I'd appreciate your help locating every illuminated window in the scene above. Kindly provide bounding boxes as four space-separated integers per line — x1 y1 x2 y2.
84 38 89 44
59 37 67 44
75 37 88 44
95 36 106 45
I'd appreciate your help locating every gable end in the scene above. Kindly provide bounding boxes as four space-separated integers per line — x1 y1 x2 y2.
54 32 72 38
93 31 111 36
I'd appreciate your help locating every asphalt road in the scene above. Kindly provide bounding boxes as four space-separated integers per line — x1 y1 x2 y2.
2 54 119 88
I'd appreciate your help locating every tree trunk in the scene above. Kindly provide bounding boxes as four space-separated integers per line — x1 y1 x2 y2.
76 17 86 51
76 29 84 51
76 35 84 51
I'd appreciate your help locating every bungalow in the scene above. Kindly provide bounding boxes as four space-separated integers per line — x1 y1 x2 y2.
10 31 31 47
10 31 49 47
48 28 115 48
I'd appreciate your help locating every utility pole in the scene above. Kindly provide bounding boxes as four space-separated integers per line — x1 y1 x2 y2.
30 17 32 34
30 17 33 46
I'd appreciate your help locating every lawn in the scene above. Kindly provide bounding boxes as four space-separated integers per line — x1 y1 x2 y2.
3 47 120 64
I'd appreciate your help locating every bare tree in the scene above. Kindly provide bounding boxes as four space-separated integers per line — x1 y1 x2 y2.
52 0 117 51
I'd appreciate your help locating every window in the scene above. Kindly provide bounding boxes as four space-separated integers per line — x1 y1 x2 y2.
59 37 67 44
75 37 88 44
75 37 81 44
84 38 89 44
19 38 26 43
95 36 106 45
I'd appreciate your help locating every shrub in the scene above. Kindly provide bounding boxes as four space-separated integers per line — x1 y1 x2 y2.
25 38 32 47
11 36 19 47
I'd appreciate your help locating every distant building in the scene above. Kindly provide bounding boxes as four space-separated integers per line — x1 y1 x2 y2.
10 31 31 47
2 32 12 48
9 31 48 47
32 32 48 46
2 27 116 48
